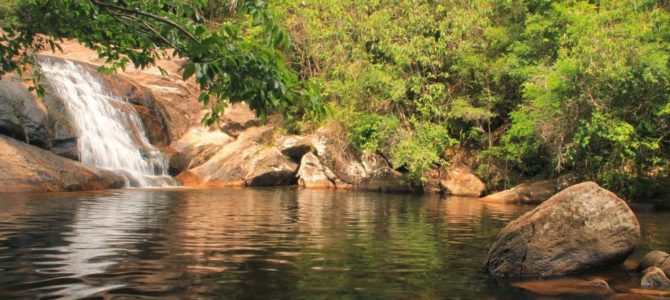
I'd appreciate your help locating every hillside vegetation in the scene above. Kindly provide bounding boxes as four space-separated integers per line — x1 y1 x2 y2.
1 0 669 199
270 0 670 199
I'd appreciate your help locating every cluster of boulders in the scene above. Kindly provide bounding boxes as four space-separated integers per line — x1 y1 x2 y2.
0 41 421 193
168 108 415 191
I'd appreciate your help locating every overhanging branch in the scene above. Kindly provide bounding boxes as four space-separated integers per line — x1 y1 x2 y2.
89 0 200 44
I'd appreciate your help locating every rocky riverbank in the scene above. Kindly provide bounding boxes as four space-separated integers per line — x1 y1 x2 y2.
0 41 651 205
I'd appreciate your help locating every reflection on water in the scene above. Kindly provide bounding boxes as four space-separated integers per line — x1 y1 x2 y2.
0 189 667 299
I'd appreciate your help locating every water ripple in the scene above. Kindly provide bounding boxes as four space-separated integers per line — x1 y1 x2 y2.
0 189 667 299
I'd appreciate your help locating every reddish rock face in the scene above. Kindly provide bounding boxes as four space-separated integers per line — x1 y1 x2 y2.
484 182 641 277
441 165 486 197
0 135 124 193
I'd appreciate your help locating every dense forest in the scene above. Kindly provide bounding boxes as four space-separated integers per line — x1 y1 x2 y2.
1 0 669 200
268 0 670 200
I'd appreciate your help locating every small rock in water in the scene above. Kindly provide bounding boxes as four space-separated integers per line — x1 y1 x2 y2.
639 250 670 271
641 267 670 290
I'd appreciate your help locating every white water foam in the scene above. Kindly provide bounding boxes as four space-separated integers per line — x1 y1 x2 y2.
40 59 176 187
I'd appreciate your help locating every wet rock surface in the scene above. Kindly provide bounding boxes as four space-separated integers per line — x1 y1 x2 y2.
0 135 124 193
485 182 641 277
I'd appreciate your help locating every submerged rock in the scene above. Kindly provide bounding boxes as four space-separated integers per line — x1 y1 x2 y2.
641 267 670 290
0 135 124 192
511 278 612 297
484 182 641 277
297 153 336 189
482 180 558 205
622 290 670 299
440 165 485 197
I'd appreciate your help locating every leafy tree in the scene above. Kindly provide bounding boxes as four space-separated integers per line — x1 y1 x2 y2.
0 0 320 124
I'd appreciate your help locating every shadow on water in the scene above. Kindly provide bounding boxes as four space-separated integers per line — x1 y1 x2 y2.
0 189 668 299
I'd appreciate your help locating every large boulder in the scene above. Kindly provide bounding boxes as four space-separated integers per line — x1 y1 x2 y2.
484 182 641 277
176 140 260 187
176 139 298 187
169 127 234 172
0 135 124 192
312 129 368 184
441 165 486 197
297 152 336 189
238 125 274 144
482 180 558 205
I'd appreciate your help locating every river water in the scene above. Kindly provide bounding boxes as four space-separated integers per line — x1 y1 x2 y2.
0 189 668 299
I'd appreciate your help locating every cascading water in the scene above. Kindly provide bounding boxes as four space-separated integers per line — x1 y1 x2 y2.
40 59 176 187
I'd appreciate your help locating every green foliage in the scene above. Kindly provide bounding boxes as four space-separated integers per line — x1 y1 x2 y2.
0 0 322 125
493 0 670 195
390 120 457 183
0 0 20 27
3 0 670 196
269 0 670 196
347 113 399 153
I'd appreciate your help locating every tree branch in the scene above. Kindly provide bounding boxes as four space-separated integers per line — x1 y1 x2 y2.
89 0 199 44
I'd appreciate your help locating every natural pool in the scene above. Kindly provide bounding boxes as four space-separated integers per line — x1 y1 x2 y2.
0 188 668 299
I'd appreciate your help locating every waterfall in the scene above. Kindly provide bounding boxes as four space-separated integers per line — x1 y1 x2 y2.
40 59 176 188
